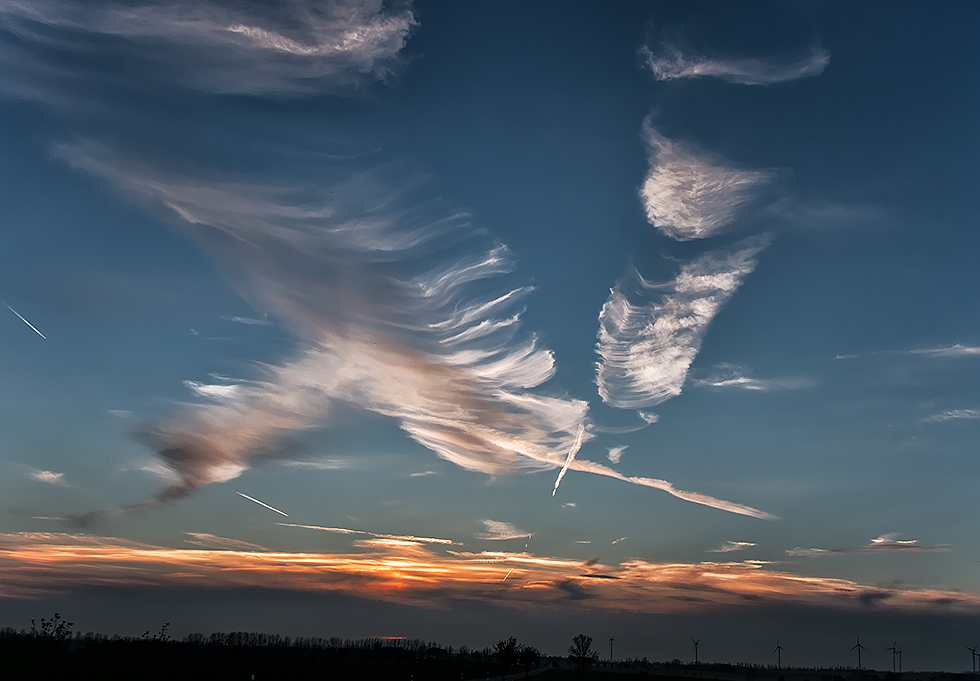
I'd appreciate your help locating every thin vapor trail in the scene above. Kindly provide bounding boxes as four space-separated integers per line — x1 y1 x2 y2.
3 302 46 339
500 568 514 582
552 424 585 496
236 492 288 517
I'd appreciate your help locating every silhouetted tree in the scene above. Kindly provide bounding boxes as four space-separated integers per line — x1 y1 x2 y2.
493 636 519 679
518 644 541 678
568 634 598 673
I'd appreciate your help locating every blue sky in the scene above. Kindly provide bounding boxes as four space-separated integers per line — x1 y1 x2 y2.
1 0 979 669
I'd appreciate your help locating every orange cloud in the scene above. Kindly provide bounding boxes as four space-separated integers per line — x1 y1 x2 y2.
1 532 977 615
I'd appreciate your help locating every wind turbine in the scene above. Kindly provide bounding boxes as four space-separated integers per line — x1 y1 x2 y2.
774 640 784 670
852 636 866 670
609 636 614 663
968 645 978 673
886 642 898 673
897 644 903 673
692 639 700 665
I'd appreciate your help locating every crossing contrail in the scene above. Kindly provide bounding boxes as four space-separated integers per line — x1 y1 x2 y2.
552 424 585 496
4 302 46 339
236 492 288 516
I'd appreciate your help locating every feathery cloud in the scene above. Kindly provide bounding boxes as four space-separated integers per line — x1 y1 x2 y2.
640 42 829 85
708 540 756 553
787 533 951 557
639 121 774 240
58 142 590 503
0 0 416 98
607 446 627 464
477 520 531 542
597 236 771 409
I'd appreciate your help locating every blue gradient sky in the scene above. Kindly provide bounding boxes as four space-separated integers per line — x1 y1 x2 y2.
1 0 979 668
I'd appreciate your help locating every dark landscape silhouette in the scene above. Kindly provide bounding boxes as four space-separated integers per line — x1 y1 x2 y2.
3 614 980 681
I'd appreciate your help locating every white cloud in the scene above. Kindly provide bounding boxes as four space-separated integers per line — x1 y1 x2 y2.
607 446 627 464
640 42 829 85
693 364 815 392
476 519 531 541
408 470 437 477
0 0 416 98
278 458 354 470
28 469 69 486
562 502 576 508
708 540 756 553
611 537 627 544
923 408 980 424
639 121 773 240
183 380 243 401
597 236 771 409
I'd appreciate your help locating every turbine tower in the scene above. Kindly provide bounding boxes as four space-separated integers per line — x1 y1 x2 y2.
968 645 978 673
897 644 903 673
609 636 614 663
887 642 898 673
774 640 784 670
852 636 866 670
692 639 700 665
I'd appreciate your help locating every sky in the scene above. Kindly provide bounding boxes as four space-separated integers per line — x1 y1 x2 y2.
1 0 979 670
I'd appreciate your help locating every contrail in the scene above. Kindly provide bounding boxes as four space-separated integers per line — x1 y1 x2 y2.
500 568 514 582
236 492 288 517
3 302 46 339
552 424 585 496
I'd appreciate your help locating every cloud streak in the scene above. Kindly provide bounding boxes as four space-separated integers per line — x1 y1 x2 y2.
693 364 815 392
639 121 774 240
923 408 980 424
708 541 756 553
597 236 771 410
27 469 69 487
640 42 829 86
0 0 416 98
788 534 951 557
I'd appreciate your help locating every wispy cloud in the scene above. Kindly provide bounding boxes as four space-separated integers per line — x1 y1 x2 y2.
607 446 627 464
708 540 756 553
640 42 829 85
693 364 815 392
477 520 531 542
183 532 266 552
908 344 980 358
788 533 951 557
922 408 980 424
408 470 437 477
639 121 774 240
3 532 975 614
597 236 771 409
611 537 627 545
223 315 267 325
0 0 416 99
27 468 69 487
278 458 354 471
